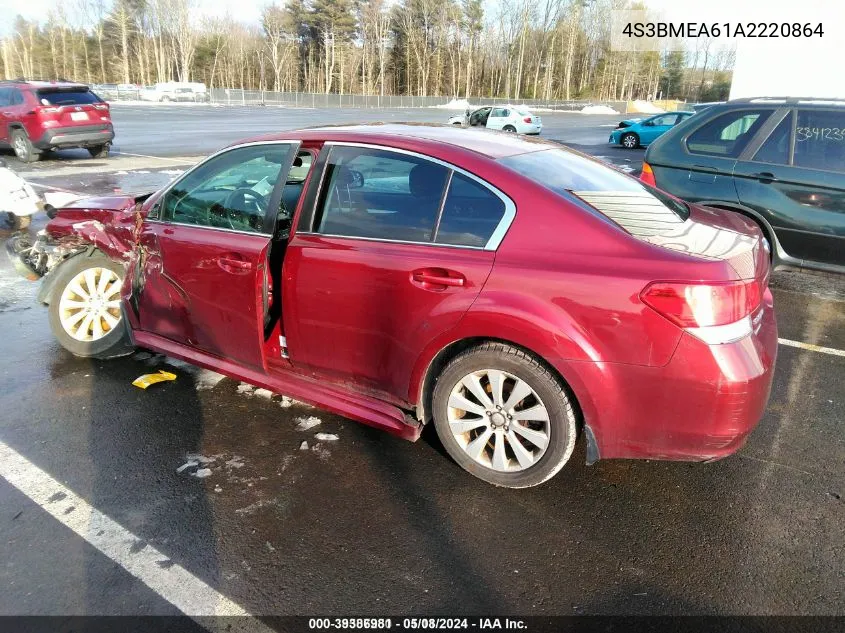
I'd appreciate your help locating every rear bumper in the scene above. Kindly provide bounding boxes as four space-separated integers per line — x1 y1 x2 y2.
557 291 778 462
34 124 115 150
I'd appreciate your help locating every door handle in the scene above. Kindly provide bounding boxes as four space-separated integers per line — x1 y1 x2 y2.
217 255 252 274
411 269 465 288
749 172 778 182
692 165 718 173
1 112 12 116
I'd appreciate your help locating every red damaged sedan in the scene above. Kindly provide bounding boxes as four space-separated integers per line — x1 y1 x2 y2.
8 124 777 487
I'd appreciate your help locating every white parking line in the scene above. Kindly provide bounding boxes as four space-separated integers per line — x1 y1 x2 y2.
779 338 845 357
112 151 196 164
0 440 272 631
24 181 86 196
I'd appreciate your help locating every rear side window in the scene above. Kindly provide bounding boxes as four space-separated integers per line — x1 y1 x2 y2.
315 146 449 243
686 109 771 157
752 116 792 165
436 173 506 247
37 89 101 106
794 110 845 173
0 88 10 107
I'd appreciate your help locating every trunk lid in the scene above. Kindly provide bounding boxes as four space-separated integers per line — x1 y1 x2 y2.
572 190 769 282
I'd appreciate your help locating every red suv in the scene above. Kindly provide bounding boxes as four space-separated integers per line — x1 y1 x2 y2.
0 80 114 163
8 125 778 487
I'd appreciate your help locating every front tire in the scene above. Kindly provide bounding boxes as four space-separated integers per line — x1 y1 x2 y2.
47 253 134 358
432 342 577 488
11 129 40 163
621 132 639 149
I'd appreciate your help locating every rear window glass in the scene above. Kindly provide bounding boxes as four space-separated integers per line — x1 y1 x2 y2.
37 90 101 106
436 173 507 247
499 148 689 233
686 109 771 157
794 109 845 172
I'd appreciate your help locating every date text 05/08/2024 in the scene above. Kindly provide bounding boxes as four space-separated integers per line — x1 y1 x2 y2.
308 618 528 630
621 22 824 39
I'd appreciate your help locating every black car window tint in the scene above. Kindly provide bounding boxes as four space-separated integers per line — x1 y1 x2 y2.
0 88 10 107
752 116 792 166
436 172 506 248
794 109 845 173
316 146 449 243
687 109 771 158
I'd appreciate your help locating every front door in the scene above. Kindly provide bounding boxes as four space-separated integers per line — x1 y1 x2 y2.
132 142 299 369
639 113 677 144
283 143 512 402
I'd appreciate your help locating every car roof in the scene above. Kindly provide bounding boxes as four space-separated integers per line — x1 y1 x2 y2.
724 97 845 108
1 79 89 90
242 123 553 160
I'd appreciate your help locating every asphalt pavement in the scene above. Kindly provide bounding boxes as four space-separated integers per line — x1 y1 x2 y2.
0 104 843 623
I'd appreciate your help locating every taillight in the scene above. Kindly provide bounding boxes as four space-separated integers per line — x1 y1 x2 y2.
36 106 61 114
640 161 656 187
94 103 109 111
641 279 763 344
523 117 532 123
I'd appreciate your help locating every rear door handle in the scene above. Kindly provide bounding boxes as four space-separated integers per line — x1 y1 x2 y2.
749 172 778 182
411 268 465 288
217 255 252 274
693 164 718 173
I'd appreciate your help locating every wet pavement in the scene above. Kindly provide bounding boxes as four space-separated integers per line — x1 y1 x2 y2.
0 111 843 620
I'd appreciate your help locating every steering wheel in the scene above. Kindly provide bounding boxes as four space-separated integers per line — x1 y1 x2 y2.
218 188 266 231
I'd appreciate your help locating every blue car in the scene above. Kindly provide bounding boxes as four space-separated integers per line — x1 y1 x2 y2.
609 111 695 149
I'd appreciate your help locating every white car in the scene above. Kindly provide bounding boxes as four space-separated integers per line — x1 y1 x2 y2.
447 105 542 135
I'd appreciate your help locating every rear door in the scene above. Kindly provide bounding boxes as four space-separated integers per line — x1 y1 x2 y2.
132 142 299 369
734 108 845 266
0 88 11 144
283 143 512 402
486 108 509 130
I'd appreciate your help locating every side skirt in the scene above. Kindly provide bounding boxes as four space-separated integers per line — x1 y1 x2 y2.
133 331 422 442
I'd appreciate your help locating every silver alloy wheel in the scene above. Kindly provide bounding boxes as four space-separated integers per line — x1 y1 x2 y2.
447 369 551 472
58 267 122 342
13 135 28 158
622 134 637 148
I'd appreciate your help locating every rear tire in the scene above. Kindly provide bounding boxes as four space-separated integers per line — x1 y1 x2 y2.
47 253 134 359
432 342 577 488
88 144 110 159
503 125 517 133
621 132 639 149
11 129 40 163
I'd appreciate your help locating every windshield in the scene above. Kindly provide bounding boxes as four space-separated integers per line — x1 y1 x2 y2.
498 148 689 230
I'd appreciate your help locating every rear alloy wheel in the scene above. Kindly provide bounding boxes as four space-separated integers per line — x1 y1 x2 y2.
432 342 577 487
11 129 40 163
88 144 110 159
47 254 133 358
621 132 639 149
503 125 517 133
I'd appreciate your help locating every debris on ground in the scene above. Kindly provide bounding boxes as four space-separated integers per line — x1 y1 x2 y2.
132 370 177 389
186 453 216 465
176 460 199 473
214 485 223 493
279 396 293 408
265 541 275 552
314 433 339 441
296 416 322 431
253 388 274 399
225 456 245 469
236 383 255 395
192 468 212 478
194 369 226 391
299 441 309 451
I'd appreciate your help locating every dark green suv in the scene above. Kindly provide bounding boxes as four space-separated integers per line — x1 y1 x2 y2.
641 98 845 272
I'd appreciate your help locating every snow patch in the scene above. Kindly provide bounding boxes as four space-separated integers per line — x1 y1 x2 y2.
580 104 620 114
314 433 339 442
176 460 198 473
194 369 225 390
299 441 309 451
253 388 274 399
295 416 322 431
160 169 185 176
192 468 212 478
236 382 255 395
430 98 472 110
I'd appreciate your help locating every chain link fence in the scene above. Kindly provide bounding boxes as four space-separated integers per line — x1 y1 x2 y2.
93 85 634 113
